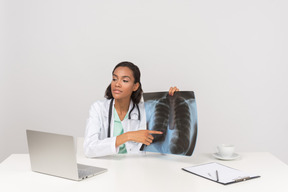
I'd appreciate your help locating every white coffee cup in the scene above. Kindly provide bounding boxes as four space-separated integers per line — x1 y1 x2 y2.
217 144 235 158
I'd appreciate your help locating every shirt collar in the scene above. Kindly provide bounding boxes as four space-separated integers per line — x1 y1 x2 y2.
114 107 128 122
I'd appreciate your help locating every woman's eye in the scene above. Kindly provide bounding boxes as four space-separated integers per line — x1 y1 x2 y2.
112 78 117 81
123 80 129 83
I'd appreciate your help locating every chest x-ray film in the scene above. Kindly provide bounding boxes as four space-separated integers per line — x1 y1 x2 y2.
140 91 197 156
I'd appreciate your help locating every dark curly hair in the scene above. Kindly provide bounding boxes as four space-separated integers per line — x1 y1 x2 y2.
105 61 143 104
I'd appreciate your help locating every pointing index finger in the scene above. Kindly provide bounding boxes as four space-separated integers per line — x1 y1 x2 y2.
148 130 163 134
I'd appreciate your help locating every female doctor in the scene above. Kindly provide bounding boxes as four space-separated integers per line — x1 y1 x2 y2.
84 61 179 157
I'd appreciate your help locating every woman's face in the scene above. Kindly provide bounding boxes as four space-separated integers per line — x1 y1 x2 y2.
111 66 139 101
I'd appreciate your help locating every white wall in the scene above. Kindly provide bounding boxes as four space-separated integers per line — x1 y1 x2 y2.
1 0 288 164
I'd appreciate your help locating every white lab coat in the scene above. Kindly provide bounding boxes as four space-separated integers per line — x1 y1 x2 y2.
84 98 146 157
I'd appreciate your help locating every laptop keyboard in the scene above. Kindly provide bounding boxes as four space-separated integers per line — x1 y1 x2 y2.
78 169 96 178
77 163 107 179
78 164 96 178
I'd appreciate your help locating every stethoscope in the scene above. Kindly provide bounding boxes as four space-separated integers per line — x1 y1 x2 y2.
107 98 141 137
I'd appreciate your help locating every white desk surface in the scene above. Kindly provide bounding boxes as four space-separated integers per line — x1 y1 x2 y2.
1 152 288 192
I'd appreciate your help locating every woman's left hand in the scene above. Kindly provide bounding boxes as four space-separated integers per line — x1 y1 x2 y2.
169 86 179 96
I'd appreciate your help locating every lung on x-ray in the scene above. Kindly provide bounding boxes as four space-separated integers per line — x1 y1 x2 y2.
140 91 198 156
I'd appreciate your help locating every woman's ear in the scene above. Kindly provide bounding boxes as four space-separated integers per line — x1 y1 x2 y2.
133 82 140 91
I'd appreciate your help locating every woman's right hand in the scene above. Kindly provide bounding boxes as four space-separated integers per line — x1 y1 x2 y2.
128 130 163 145
116 130 163 147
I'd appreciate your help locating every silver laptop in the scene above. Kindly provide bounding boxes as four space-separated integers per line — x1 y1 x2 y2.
26 130 107 181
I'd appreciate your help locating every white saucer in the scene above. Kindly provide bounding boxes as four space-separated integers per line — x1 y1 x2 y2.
212 153 240 160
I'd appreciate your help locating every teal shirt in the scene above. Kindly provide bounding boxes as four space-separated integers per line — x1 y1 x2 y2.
113 108 128 154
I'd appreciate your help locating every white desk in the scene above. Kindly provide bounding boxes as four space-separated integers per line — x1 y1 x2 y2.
1 152 287 192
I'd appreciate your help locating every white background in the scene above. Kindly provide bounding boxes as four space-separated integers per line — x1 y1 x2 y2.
1 0 288 164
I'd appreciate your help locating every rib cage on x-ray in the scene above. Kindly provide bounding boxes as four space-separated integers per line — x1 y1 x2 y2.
142 91 197 156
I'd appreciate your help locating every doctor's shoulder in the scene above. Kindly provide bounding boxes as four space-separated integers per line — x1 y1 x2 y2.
89 99 111 116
